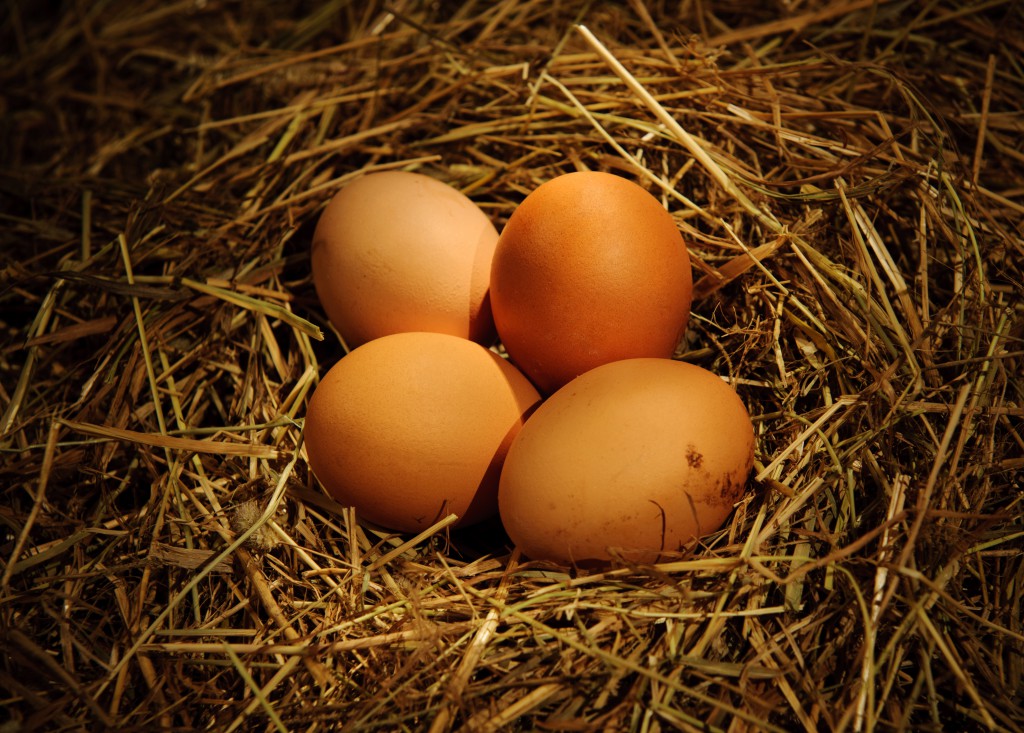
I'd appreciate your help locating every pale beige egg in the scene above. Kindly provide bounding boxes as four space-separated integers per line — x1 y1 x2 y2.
312 171 498 348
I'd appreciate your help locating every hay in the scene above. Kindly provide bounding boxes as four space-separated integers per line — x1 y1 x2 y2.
1 0 1022 730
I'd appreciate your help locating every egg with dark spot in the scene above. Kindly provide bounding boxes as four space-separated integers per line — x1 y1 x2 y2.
498 358 755 565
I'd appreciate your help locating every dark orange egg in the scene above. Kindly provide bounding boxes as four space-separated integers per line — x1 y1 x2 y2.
490 171 693 393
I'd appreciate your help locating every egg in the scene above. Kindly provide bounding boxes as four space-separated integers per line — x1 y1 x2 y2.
490 171 693 394
498 358 755 565
311 170 498 349
303 332 541 533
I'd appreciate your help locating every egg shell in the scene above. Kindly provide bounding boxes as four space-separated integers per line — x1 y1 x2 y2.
498 358 755 565
311 171 498 349
304 332 541 533
490 171 693 394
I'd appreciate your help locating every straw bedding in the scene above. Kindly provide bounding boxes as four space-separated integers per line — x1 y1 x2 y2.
1 1 1022 730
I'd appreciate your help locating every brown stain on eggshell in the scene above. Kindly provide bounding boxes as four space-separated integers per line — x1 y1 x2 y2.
498 358 755 565
490 171 693 394
311 171 498 349
304 332 540 533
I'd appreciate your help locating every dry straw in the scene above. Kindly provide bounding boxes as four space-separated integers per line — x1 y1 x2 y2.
1 1 1022 731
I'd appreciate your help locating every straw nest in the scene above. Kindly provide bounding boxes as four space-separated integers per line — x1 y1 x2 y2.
2 1 1022 731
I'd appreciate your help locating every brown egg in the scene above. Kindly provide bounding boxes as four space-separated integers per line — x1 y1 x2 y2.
311 170 498 349
304 332 541 533
498 358 755 565
490 171 693 394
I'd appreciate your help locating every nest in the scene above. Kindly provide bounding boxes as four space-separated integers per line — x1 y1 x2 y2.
2 1 1022 730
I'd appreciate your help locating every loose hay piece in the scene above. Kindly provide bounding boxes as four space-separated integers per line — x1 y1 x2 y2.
1 1 1022 731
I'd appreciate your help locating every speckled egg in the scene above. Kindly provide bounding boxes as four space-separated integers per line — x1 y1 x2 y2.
304 332 541 533
311 170 498 349
498 358 755 565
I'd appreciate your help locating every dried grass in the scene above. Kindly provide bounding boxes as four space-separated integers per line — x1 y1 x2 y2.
2 1 1022 731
